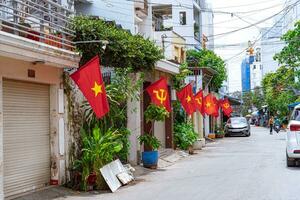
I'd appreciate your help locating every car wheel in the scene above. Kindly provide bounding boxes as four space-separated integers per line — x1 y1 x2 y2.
286 154 296 167
246 133 250 137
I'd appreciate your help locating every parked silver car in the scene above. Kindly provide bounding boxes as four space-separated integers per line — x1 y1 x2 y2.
225 117 251 137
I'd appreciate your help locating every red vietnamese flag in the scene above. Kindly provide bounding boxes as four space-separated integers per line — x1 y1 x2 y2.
203 93 218 115
70 55 109 118
194 90 204 115
177 83 195 115
146 77 171 112
219 98 233 117
212 96 220 118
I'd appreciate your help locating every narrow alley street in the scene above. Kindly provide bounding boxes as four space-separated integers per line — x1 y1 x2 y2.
19 126 300 200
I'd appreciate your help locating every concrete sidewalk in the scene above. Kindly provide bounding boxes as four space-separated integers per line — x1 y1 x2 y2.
14 149 194 200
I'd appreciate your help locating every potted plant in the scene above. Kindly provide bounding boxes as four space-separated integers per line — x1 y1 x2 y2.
215 126 225 138
138 134 161 169
139 104 169 168
174 122 198 154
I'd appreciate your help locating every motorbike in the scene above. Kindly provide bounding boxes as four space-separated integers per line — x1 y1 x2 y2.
274 124 280 133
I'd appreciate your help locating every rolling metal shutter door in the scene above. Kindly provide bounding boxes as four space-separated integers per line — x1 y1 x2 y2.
3 79 50 198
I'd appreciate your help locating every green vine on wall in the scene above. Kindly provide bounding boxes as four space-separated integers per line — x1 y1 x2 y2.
70 16 163 70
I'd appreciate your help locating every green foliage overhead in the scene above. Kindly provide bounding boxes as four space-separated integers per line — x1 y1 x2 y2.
70 16 163 70
262 66 297 117
274 21 300 69
144 104 169 123
174 122 198 150
138 134 162 150
186 49 227 90
172 63 192 90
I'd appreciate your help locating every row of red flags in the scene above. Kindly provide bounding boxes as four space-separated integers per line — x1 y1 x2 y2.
70 56 233 119
147 78 233 117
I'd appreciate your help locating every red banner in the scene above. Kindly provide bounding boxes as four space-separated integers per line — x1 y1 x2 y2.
70 56 109 118
146 77 171 112
177 83 195 116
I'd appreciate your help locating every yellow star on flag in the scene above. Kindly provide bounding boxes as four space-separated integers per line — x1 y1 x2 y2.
91 81 103 97
186 95 191 103
206 102 211 108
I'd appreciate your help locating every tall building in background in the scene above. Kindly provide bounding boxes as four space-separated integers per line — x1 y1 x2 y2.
241 54 254 92
250 47 263 89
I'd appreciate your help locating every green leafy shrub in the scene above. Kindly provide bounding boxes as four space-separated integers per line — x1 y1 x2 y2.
75 126 123 191
138 134 161 150
215 127 225 135
174 122 198 150
117 128 131 162
144 104 169 123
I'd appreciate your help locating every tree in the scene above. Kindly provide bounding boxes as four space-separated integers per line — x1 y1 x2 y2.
241 91 252 116
274 21 300 69
186 49 227 90
262 66 297 117
252 87 265 110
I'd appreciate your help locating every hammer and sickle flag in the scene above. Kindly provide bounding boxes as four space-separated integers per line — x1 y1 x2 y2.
219 98 233 117
177 83 195 116
146 77 171 112
194 90 204 116
70 55 109 118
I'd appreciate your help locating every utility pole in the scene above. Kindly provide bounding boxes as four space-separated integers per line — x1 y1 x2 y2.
161 34 167 57
202 34 208 49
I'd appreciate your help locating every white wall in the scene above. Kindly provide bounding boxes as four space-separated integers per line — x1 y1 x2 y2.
250 61 263 89
154 31 173 59
0 56 65 197
137 3 154 38
151 0 200 49
75 1 135 33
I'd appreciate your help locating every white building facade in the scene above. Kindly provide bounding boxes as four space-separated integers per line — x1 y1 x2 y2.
0 0 80 198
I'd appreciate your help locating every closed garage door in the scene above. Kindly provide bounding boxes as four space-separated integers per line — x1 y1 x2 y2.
3 79 50 198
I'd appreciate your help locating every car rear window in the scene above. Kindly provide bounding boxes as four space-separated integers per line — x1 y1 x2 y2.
231 118 247 123
292 109 300 121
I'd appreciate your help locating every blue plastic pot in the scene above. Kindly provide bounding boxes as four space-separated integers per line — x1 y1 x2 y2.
142 151 159 168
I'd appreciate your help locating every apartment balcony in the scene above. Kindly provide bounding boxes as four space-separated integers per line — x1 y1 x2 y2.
0 0 80 68
135 0 148 18
153 5 172 31
74 0 93 3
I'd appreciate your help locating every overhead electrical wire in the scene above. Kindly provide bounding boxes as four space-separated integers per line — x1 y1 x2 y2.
212 0 276 9
224 0 300 62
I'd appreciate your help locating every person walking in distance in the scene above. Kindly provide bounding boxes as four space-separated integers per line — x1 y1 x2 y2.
269 116 274 135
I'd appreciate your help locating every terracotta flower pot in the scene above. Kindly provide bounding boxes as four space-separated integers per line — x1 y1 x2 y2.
188 146 194 155
87 172 97 191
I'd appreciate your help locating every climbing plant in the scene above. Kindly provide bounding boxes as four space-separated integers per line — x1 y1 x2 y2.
70 16 163 70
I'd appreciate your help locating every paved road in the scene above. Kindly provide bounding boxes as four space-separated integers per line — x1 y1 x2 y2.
19 126 300 200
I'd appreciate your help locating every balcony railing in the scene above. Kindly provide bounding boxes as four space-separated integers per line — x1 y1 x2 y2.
0 0 75 51
135 0 148 17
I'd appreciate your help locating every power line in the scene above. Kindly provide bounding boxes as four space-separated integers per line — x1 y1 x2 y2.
212 0 277 9
207 4 295 39
224 0 300 62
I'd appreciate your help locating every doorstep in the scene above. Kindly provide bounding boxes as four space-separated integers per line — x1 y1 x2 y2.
158 149 189 168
